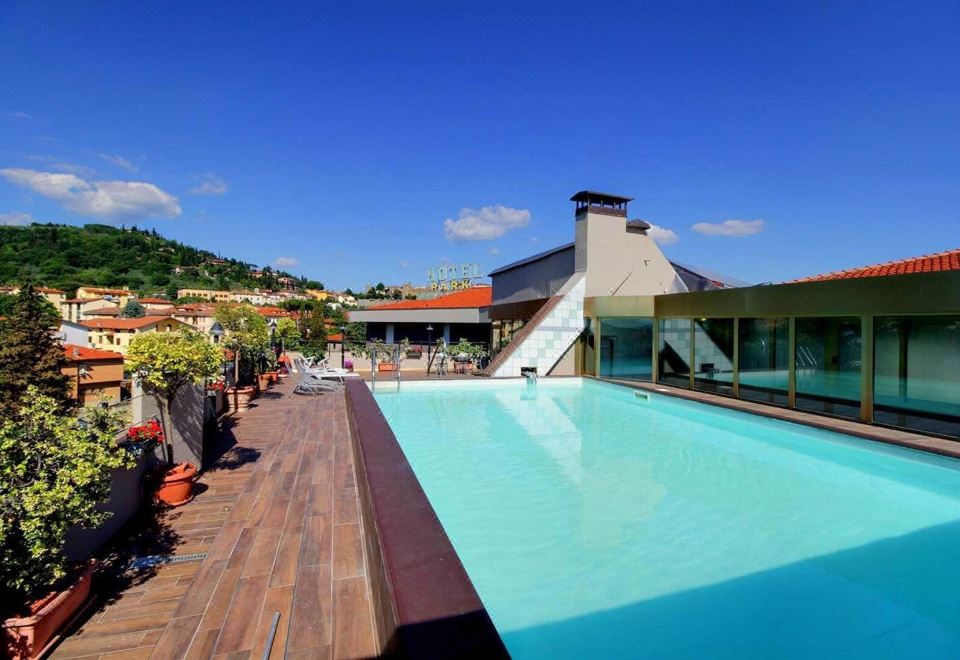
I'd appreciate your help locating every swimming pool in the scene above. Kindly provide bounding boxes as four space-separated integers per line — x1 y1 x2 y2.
373 378 960 659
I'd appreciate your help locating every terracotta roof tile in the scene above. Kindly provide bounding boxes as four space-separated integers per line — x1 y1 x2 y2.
80 316 180 330
794 248 960 283
138 297 173 304
64 344 124 361
366 286 492 311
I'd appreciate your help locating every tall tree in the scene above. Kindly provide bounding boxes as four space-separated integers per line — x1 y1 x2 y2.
122 299 146 318
0 285 71 418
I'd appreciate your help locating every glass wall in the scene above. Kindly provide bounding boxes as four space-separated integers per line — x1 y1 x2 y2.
795 317 862 418
738 318 789 405
874 316 960 437
582 318 596 375
658 318 692 388
693 318 734 395
599 318 653 380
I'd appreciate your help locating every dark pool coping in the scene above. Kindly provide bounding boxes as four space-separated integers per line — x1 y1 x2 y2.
591 376 960 461
343 379 510 659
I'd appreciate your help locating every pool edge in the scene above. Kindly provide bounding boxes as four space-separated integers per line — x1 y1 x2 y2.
343 379 511 659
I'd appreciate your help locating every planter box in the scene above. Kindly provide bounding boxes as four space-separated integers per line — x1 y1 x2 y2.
377 363 397 372
3 562 95 660
225 386 257 413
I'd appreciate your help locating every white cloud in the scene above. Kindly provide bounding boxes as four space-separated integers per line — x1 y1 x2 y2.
486 246 500 255
648 224 680 245
442 205 531 241
399 260 410 268
274 256 299 268
11 112 31 120
190 173 227 196
692 219 765 237
99 153 139 172
0 168 181 221
0 211 34 226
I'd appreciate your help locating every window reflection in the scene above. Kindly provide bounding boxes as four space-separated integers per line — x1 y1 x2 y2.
795 317 862 418
693 318 734 395
599 318 653 380
658 319 692 388
738 318 789 405
874 316 960 437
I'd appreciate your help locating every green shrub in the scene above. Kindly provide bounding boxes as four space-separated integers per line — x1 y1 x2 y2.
0 389 131 606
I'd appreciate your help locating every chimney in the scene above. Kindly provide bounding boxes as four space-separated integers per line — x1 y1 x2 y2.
570 190 633 219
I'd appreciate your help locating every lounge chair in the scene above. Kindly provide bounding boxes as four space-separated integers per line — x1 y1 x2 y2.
295 356 354 381
293 371 345 395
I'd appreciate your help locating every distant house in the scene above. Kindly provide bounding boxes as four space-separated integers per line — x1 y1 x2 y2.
177 288 232 303
75 286 132 306
1 285 66 308
84 306 122 318
62 297 120 323
137 297 176 312
63 344 125 406
81 316 190 355
172 305 218 335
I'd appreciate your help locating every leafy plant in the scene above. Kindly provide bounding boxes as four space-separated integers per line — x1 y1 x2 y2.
0 388 131 608
274 317 300 350
126 330 223 463
214 304 270 385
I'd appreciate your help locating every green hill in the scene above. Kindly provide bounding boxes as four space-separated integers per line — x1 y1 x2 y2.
0 223 322 298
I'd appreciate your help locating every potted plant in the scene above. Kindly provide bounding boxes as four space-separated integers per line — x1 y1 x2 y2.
372 338 409 372
120 418 164 457
1 389 131 659
343 359 354 372
214 305 270 413
126 329 223 506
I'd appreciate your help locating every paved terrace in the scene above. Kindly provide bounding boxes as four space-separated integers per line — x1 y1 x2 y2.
52 378 377 659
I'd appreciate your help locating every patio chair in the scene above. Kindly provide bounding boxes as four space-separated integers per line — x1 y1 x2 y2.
293 371 345 395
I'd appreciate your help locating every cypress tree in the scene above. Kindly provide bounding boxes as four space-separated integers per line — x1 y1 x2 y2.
0 284 71 418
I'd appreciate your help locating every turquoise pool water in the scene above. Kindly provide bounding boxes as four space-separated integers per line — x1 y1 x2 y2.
373 378 960 659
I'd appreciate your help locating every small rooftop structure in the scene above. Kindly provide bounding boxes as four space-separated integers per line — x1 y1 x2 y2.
570 190 633 218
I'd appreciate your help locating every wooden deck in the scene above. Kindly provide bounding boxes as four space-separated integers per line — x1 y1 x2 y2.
52 378 378 660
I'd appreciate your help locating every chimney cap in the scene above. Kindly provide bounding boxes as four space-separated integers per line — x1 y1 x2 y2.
627 218 652 230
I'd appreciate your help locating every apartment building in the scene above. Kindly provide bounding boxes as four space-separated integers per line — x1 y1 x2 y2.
81 316 189 355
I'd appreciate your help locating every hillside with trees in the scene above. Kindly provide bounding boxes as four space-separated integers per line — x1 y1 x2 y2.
0 223 323 297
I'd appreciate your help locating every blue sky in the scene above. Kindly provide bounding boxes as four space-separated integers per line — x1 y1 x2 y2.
1 1 958 290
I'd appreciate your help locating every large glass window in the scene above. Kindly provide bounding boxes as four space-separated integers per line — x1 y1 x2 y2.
658 318 692 388
582 318 596 375
738 318 789 405
874 316 960 437
599 318 653 380
795 317 862 418
693 318 734 395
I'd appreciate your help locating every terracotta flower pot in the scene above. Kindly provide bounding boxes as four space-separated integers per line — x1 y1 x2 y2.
266 370 279 384
156 462 197 507
377 363 397 372
225 386 257 413
3 562 95 659
257 373 271 390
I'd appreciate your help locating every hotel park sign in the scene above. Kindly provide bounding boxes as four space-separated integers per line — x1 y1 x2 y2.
427 263 482 291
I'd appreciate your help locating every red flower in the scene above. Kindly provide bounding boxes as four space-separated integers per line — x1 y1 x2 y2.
127 419 164 443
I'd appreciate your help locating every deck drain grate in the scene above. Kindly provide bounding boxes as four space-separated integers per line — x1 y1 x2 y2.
130 552 208 570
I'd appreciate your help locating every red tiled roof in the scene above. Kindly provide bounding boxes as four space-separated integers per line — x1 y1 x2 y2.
80 316 180 330
794 248 960 283
85 307 121 316
138 297 173 304
366 287 492 311
256 306 292 317
64 344 124 361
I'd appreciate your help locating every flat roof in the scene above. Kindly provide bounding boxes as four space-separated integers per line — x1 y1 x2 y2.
569 190 634 203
